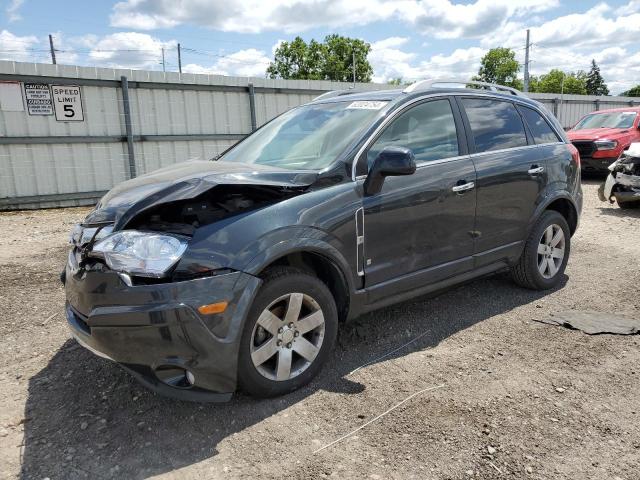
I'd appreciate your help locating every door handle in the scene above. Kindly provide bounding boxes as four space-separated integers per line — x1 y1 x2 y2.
528 166 544 175
452 181 475 193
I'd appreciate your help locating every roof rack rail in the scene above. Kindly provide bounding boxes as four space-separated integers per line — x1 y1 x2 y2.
312 89 358 101
403 79 525 97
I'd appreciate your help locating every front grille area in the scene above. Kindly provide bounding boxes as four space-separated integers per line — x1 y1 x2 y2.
571 141 596 158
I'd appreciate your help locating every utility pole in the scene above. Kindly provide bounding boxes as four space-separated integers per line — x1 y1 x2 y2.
523 29 530 93
48 34 57 65
352 50 356 88
161 47 166 72
177 43 182 74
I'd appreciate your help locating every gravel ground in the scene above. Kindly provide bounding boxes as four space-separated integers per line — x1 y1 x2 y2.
1 180 639 480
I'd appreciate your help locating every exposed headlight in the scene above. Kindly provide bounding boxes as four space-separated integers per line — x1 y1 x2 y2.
90 230 188 278
595 140 618 151
70 224 114 246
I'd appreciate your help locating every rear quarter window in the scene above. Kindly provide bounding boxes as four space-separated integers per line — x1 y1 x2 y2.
461 98 528 153
519 105 561 144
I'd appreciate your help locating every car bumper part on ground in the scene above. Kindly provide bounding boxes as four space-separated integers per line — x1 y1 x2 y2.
64 261 262 402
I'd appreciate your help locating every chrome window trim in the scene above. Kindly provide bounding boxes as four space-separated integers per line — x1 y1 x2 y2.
351 93 567 181
468 143 538 158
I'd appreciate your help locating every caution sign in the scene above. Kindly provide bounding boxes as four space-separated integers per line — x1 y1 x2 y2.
24 83 53 115
51 85 84 121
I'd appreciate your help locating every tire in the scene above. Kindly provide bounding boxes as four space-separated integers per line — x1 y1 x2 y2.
237 267 338 398
511 211 571 290
618 201 640 210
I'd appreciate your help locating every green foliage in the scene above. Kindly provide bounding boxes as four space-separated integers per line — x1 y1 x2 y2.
473 48 521 88
267 35 373 82
535 69 587 95
620 85 640 97
585 60 609 96
387 78 403 86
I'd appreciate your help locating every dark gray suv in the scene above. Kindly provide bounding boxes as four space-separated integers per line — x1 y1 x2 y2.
63 80 583 401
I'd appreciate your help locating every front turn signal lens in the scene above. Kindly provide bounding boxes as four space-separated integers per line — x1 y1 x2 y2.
197 301 228 315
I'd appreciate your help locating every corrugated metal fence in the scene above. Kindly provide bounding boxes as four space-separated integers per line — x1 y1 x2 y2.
1 60 638 209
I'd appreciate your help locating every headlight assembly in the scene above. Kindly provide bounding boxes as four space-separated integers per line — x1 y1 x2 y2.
90 230 188 278
595 140 618 151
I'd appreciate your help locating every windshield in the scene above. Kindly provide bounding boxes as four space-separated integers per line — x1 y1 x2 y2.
219 100 387 170
573 111 637 130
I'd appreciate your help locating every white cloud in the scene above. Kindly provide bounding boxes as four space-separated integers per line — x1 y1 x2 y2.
109 0 557 37
370 37 486 84
0 29 39 62
369 37 417 82
110 0 396 33
400 0 558 40
86 32 176 69
616 0 640 15
6 0 24 22
183 48 270 77
485 3 640 49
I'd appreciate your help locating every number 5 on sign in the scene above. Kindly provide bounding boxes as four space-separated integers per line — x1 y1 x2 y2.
51 85 84 121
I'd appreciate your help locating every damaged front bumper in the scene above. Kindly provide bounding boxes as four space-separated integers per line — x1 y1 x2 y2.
63 259 262 402
598 158 640 208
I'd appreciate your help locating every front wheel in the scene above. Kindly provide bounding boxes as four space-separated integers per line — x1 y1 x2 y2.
511 211 571 290
237 267 338 398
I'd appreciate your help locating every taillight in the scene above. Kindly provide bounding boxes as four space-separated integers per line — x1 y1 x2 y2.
568 143 580 168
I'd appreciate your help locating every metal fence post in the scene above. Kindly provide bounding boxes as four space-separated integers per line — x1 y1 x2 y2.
120 75 137 179
552 98 559 117
595 99 600 111
248 83 257 132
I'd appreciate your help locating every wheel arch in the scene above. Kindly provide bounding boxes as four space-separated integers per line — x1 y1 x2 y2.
531 193 579 237
246 240 355 323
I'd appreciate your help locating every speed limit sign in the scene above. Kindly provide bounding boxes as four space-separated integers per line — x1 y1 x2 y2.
51 85 84 121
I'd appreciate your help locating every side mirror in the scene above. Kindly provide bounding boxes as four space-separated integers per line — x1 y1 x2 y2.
363 146 416 196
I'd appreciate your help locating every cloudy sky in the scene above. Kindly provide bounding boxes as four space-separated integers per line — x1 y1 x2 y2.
1 0 639 93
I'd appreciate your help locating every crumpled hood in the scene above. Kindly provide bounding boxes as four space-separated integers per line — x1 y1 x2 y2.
567 128 632 141
84 160 318 227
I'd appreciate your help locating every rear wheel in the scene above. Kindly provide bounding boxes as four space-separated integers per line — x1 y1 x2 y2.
511 211 570 290
237 267 338 397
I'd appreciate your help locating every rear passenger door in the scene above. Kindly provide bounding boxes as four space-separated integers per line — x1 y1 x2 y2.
457 97 548 267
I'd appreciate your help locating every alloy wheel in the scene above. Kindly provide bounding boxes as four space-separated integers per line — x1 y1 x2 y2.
250 293 325 381
537 224 565 279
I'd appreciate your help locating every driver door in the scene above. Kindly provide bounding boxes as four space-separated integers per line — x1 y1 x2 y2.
359 97 477 301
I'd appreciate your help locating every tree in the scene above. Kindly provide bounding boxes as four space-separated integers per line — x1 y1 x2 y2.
620 85 640 97
536 69 587 94
585 60 609 96
267 35 373 82
473 48 520 88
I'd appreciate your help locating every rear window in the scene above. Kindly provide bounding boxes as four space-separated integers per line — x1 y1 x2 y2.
461 98 528 153
519 106 561 144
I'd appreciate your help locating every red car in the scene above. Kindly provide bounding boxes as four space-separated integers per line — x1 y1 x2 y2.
567 107 640 174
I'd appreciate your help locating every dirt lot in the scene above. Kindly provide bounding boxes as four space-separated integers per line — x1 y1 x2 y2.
1 180 639 480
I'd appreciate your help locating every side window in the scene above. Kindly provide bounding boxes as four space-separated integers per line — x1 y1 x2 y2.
519 106 561 144
461 98 528 153
367 99 459 167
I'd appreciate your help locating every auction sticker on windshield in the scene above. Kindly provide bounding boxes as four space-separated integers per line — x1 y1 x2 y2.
346 101 387 110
